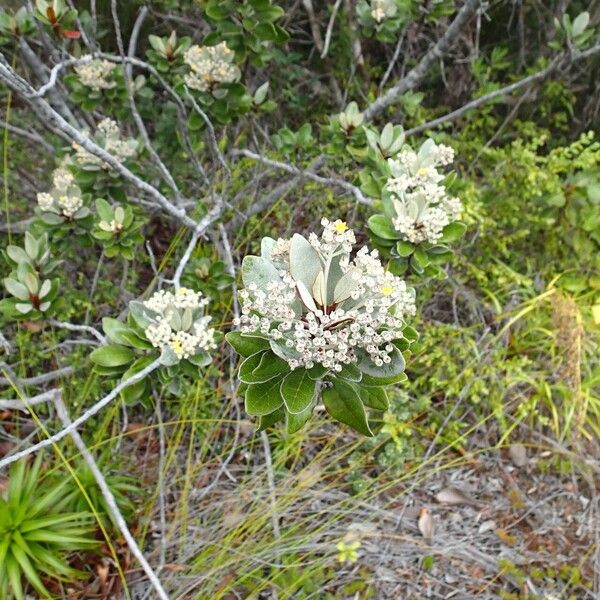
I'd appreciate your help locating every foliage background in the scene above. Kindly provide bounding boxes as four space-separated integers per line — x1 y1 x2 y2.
0 0 599 598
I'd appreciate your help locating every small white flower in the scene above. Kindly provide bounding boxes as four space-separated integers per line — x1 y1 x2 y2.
73 118 137 169
74 56 117 91
37 167 84 218
371 0 397 23
384 140 462 244
183 42 240 92
239 223 415 371
37 192 55 212
142 288 216 362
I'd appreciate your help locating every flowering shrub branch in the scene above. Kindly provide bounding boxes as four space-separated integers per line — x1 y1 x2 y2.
228 220 419 435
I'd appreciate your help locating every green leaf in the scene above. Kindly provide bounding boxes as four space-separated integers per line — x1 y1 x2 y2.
337 363 362 382
257 406 286 432
102 317 133 345
361 386 389 411
396 240 414 257
226 331 270 357
286 399 315 433
238 351 266 383
95 198 113 221
439 221 466 243
368 214 398 240
322 379 373 436
307 364 328 380
11 544 49 597
357 347 406 385
89 344 134 368
280 369 316 414
252 352 290 382
245 378 284 416
413 247 430 268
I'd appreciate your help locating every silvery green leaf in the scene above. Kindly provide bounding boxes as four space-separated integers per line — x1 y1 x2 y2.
39 301 51 312
41 212 64 225
4 277 30 300
242 255 281 289
74 206 90 219
346 101 359 116
260 237 277 261
365 128 379 153
388 129 405 156
572 11 589 36
98 221 113 232
181 307 193 331
333 268 360 303
289 233 321 289
15 302 33 314
325 254 345 305
95 198 113 221
24 231 38 258
296 280 318 313
339 113 348 130
129 300 160 329
39 279 51 298
149 34 166 53
269 339 301 362
254 81 269 104
24 272 39 295
418 138 436 163
167 307 182 330
159 346 179 366
114 206 125 224
380 123 394 150
311 270 326 308
6 246 28 265
4 277 29 300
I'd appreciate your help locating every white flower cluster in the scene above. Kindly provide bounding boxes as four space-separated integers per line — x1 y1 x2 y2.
237 220 415 372
384 140 462 244
142 288 216 361
371 0 397 23
36 167 83 218
74 56 116 91
72 118 137 169
183 42 240 92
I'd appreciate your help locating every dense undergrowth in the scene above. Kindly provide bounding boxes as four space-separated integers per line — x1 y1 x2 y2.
0 0 599 598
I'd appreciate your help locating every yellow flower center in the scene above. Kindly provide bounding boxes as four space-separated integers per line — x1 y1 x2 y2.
170 339 183 354
335 221 348 233
380 285 394 296
417 167 428 176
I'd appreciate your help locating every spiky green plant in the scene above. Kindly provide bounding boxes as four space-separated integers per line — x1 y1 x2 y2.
0 454 99 600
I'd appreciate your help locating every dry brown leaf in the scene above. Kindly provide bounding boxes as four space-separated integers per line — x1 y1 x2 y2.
509 443 528 467
96 561 109 592
435 485 479 506
418 507 433 542
22 320 43 333
495 528 517 546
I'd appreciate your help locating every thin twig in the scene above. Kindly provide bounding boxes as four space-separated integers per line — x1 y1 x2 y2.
321 0 343 58
111 2 182 202
233 149 370 206
54 396 170 600
48 319 107 345
0 358 161 471
0 389 61 411
184 88 232 183
364 0 481 120
404 44 600 136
